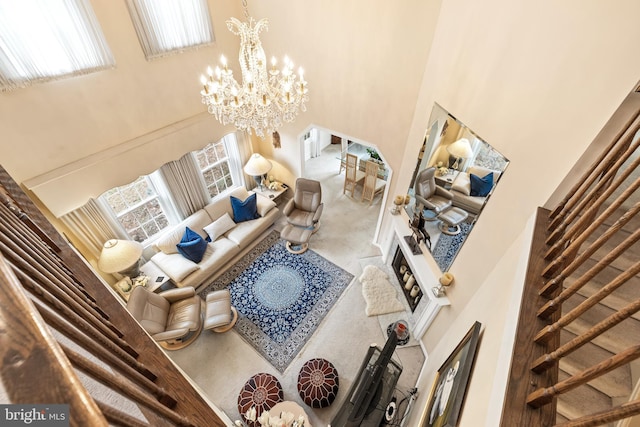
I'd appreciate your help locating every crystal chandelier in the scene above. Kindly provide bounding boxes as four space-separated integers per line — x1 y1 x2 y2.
199 0 308 138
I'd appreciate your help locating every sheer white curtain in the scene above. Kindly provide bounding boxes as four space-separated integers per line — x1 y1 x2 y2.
60 198 127 260
158 153 210 218
0 0 114 91
235 131 256 190
126 0 214 59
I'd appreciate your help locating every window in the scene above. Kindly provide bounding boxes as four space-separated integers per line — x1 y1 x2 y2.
472 139 509 171
126 0 214 59
0 0 114 91
98 133 243 243
195 139 236 198
102 175 171 243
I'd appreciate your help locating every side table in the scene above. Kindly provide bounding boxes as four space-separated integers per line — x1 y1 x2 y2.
139 261 172 293
434 170 459 189
253 181 289 204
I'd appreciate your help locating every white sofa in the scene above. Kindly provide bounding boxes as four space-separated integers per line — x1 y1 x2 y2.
148 187 279 289
449 165 501 215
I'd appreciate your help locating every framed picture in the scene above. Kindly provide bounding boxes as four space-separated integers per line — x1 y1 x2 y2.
421 321 482 427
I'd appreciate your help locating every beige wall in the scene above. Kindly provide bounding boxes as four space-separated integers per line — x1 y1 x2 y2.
399 1 640 425
0 0 439 216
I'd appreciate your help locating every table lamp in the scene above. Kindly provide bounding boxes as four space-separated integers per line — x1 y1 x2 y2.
98 239 143 278
447 138 473 171
243 153 272 190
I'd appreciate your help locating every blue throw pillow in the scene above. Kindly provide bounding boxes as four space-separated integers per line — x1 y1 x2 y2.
176 227 208 263
470 172 494 197
230 193 259 223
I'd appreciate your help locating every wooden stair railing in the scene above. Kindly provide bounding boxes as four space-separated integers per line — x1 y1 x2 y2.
0 166 227 427
501 87 640 426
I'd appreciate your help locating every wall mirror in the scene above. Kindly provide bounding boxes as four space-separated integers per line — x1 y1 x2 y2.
406 103 509 272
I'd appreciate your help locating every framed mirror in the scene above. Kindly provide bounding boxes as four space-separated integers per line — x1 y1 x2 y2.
406 103 509 272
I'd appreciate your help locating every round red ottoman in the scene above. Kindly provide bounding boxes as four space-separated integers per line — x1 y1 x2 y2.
237 373 283 424
297 358 339 408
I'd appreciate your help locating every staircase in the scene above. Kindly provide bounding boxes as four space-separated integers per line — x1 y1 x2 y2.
556 210 640 425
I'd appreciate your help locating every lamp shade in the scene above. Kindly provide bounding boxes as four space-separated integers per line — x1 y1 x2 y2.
243 153 272 176
98 239 143 275
447 138 473 159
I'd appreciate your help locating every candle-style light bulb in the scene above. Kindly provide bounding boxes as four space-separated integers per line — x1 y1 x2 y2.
221 55 228 70
206 66 213 77
200 75 209 94
298 67 305 81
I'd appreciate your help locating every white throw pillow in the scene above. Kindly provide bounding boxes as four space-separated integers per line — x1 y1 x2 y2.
256 195 277 217
153 226 184 254
451 173 471 196
204 213 237 241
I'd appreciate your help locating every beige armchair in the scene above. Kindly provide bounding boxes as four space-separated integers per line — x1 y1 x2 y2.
414 167 454 219
127 286 202 350
283 178 323 230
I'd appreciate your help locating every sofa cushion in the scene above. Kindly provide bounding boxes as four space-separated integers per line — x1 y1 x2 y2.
226 207 280 247
154 210 212 254
231 193 259 222
470 173 494 197
176 227 208 263
204 212 236 241
150 252 199 283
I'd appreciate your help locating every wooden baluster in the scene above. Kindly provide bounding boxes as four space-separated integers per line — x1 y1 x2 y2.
535 259 640 344
527 344 640 408
0 185 60 251
35 301 156 381
0 253 107 427
62 345 194 427
542 171 640 278
13 268 138 358
538 217 640 306
554 399 640 427
94 402 150 427
0 240 125 340
0 205 92 296
0 220 106 319
547 111 640 233
532 297 640 373
53 325 177 408
545 150 640 261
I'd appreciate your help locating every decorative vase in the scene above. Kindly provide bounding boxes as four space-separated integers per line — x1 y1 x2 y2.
403 271 411 282
399 265 407 275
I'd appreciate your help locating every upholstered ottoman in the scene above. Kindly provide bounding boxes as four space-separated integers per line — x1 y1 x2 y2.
238 373 283 424
437 206 469 235
297 358 339 408
204 289 238 333
280 224 313 254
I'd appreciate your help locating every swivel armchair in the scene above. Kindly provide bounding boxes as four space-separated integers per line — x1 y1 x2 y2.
127 286 202 350
283 178 323 231
414 167 454 220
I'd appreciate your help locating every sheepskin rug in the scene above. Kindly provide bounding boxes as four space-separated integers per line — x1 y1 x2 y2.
359 265 405 316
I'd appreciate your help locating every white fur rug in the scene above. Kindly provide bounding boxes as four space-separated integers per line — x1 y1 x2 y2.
359 265 405 316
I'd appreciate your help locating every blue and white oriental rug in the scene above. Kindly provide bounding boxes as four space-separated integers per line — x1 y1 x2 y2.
199 231 353 372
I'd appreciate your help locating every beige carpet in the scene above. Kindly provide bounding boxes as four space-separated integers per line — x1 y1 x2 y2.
167 143 425 427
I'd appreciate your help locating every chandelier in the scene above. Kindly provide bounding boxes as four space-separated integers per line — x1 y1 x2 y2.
199 0 308 138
